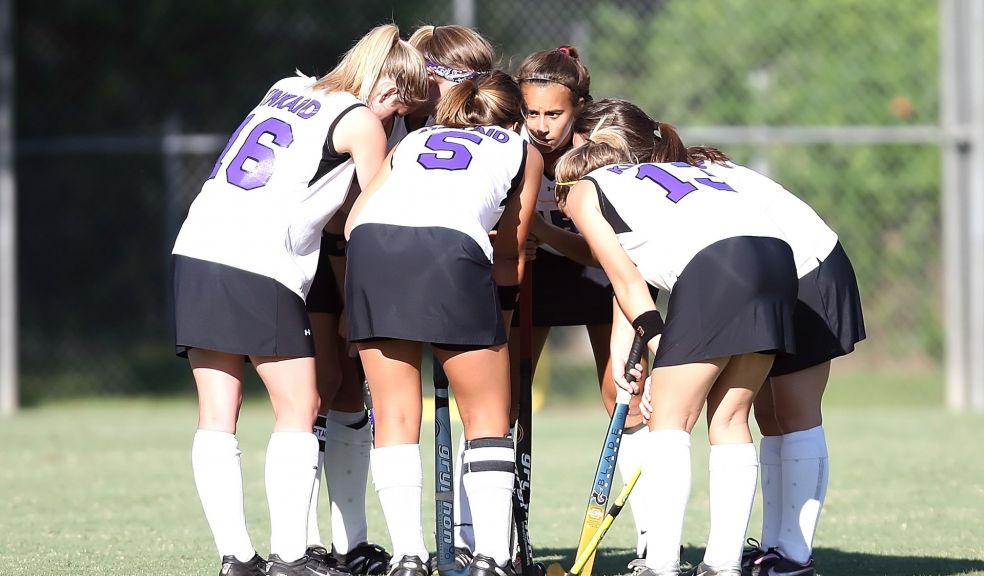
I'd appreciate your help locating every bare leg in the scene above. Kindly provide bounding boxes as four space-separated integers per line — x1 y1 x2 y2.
438 344 514 567
188 349 256 562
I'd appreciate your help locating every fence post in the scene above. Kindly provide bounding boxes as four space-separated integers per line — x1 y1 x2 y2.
0 0 18 416
941 0 984 411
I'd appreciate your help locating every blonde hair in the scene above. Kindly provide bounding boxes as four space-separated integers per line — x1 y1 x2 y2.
409 24 495 73
435 70 524 128
553 128 633 206
313 24 429 108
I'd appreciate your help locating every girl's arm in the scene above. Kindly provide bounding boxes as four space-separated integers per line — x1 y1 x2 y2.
492 145 545 325
529 212 600 267
565 180 659 391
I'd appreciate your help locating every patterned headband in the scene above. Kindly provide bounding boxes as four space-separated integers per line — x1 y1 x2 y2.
426 59 485 83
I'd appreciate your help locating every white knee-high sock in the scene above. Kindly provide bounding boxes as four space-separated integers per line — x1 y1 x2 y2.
643 430 691 574
325 410 373 554
618 423 651 557
192 430 256 562
266 432 319 562
453 433 474 550
778 426 828 564
703 443 759 571
759 435 783 549
462 437 515 566
371 444 428 563
307 414 329 549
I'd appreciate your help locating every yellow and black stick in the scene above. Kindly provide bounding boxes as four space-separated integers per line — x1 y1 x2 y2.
547 466 644 576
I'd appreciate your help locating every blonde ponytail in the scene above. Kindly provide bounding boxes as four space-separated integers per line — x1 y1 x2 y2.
314 24 429 108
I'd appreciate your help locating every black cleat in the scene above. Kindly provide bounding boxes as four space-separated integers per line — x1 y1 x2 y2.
219 553 266 576
682 562 741 576
267 553 351 576
467 554 517 576
739 539 769 576
335 542 392 576
430 546 474 575
387 555 431 576
748 551 815 576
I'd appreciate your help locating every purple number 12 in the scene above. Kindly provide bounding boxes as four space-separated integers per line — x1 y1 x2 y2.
635 162 734 203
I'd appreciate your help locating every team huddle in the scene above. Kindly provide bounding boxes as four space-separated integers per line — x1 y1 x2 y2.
171 22 865 576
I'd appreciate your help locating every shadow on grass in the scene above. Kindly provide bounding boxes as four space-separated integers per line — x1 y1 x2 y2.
536 547 984 576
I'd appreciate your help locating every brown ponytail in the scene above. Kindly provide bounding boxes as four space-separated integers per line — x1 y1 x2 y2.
575 98 731 166
435 70 524 128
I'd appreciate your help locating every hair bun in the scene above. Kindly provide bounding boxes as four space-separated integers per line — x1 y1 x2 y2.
557 45 579 59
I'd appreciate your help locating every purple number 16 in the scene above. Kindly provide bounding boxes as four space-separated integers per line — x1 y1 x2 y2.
635 162 734 203
208 115 294 190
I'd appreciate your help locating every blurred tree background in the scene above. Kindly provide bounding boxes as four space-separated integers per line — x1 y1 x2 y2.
12 0 941 403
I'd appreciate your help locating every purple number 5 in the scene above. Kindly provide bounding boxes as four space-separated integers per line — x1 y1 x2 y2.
208 116 294 190
417 130 483 171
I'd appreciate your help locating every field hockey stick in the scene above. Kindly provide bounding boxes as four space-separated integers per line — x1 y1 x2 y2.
571 329 648 576
545 466 643 576
355 360 375 439
433 359 459 575
512 266 542 576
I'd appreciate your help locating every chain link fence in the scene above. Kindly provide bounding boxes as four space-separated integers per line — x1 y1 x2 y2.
14 0 942 403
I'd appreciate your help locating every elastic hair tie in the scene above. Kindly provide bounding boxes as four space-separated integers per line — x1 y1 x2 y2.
558 46 572 56
555 180 579 187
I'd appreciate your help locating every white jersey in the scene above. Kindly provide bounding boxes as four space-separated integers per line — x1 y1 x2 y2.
585 161 789 292
701 162 838 277
172 76 363 300
387 114 435 150
350 124 527 261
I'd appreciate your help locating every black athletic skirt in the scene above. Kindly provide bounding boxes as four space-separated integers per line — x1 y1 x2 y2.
306 233 344 315
172 255 315 358
511 248 613 327
769 241 866 376
654 236 798 368
345 223 506 348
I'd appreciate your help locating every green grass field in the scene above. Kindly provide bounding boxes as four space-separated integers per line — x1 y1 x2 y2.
2 367 984 576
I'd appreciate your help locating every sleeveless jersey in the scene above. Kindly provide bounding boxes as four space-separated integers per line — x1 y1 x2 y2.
585 161 789 292
700 162 839 278
172 75 363 300
350 124 528 261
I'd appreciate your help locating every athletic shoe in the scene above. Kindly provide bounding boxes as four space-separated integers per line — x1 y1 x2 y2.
429 547 474 574
625 547 690 576
757 554 815 576
740 539 769 576
387 555 431 576
334 542 392 576
681 562 741 576
631 567 681 576
267 553 351 576
219 553 265 576
467 554 517 576
625 557 648 576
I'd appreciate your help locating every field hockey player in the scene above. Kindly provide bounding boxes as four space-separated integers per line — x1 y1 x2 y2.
343 71 542 576
553 132 799 576
171 24 428 576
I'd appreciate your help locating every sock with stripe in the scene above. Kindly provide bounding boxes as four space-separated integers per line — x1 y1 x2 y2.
462 437 515 567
